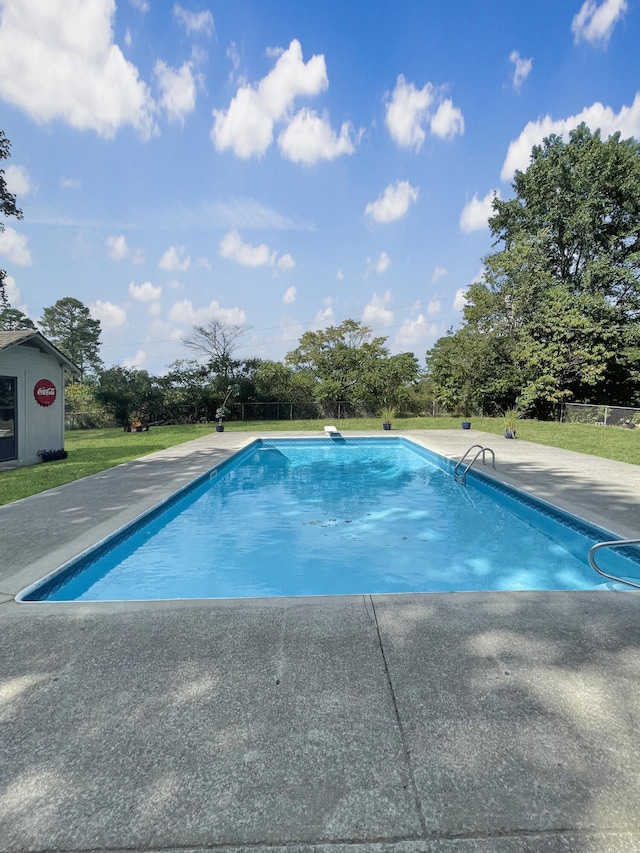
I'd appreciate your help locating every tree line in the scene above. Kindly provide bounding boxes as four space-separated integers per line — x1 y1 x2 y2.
3 124 640 423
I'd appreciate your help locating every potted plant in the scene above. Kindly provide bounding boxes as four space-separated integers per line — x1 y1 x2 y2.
215 383 240 432
461 420 471 430
503 408 520 439
380 406 396 430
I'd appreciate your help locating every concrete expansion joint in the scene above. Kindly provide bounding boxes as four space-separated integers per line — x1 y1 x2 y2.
367 594 427 838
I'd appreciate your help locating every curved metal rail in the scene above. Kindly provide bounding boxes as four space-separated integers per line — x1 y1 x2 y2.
588 539 640 589
454 444 495 485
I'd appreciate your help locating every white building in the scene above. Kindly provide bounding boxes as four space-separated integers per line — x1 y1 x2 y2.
0 330 81 469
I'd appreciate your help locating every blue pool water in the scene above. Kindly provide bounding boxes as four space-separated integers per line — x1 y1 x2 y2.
20 437 640 601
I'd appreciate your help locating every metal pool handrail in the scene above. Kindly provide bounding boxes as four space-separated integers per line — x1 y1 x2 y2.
588 539 640 589
454 444 495 485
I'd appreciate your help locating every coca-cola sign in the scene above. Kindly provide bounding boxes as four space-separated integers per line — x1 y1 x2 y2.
34 379 57 407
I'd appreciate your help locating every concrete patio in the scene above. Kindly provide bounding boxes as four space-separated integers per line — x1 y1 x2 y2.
1 429 640 853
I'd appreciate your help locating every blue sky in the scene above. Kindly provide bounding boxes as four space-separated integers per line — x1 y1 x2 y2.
1 0 639 374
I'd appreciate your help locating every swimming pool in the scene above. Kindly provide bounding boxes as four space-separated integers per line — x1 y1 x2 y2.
18 436 640 601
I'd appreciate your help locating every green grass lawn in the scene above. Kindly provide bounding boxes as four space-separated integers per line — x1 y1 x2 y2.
1 417 638 507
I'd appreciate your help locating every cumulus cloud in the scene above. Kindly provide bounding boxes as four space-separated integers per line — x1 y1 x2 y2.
460 190 499 232
4 164 34 196
129 280 161 302
283 286 296 304
453 289 469 312
277 108 359 164
362 290 394 327
107 234 129 260
173 4 214 37
0 0 156 139
431 267 448 283
60 177 81 189
211 39 359 162
0 226 31 266
123 349 149 370
572 0 627 45
385 74 464 150
219 230 294 271
500 93 640 179
510 50 532 90
430 98 465 139
3 274 28 313
365 180 419 224
159 244 191 271
366 251 391 277
395 314 440 348
167 298 246 327
91 299 128 329
427 298 442 315
155 60 197 124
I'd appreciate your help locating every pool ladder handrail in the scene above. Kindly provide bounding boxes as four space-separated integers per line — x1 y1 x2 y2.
454 444 495 485
588 539 640 589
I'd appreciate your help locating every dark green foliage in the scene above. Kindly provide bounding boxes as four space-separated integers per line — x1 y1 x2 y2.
427 125 640 416
39 297 103 375
0 307 36 330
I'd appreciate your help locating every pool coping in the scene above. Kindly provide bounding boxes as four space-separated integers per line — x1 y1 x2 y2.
3 427 640 608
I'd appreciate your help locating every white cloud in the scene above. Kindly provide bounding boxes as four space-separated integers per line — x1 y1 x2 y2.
219 229 294 271
283 286 296 304
500 93 640 180
129 280 161 302
173 4 214 37
129 0 149 12
365 180 419 224
60 177 81 189
159 244 191 271
460 190 499 232
336 269 344 280
91 299 128 329
147 302 162 317
0 226 31 266
385 74 464 150
3 274 28 313
277 108 359 163
366 251 391 277
395 314 440 348
211 39 329 158
313 301 334 328
510 50 532 90
277 253 295 271
430 98 465 139
167 298 246 327
0 0 156 139
4 164 34 196
431 267 448 283
123 348 149 370
453 289 468 312
427 299 441 315
572 0 627 45
220 230 274 267
362 290 394 327
155 60 196 124
107 234 129 260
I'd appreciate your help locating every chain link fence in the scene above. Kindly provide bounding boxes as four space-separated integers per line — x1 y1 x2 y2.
562 402 640 428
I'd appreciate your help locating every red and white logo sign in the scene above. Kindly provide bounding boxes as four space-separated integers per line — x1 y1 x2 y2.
34 379 57 407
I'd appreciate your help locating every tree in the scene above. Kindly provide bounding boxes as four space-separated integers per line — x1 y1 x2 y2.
182 319 250 378
0 307 36 331
0 130 24 307
39 297 103 375
427 124 640 415
95 367 163 427
286 319 419 414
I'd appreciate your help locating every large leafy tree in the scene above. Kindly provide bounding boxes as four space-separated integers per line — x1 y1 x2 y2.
95 367 163 427
39 297 103 376
0 130 23 307
427 124 640 415
285 319 419 413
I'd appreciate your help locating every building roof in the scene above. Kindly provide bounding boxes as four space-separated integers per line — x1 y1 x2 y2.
0 330 82 375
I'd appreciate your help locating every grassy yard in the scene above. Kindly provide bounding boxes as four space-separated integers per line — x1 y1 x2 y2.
1 417 638 507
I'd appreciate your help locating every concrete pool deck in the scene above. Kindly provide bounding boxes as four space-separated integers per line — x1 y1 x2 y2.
1 428 640 852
